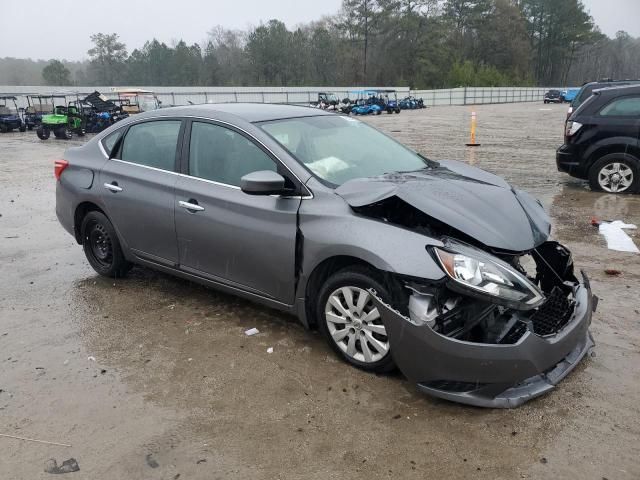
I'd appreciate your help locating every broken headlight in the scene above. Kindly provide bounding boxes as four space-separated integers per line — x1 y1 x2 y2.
432 241 545 310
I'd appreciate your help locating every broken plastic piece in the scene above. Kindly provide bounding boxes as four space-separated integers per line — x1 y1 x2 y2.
598 221 639 253
44 458 80 474
244 328 259 336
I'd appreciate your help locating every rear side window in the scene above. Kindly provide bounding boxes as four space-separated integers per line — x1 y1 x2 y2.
188 121 276 187
599 96 640 117
101 129 122 155
119 120 182 171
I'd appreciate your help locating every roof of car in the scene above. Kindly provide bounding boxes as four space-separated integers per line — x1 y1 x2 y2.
583 80 640 87
148 102 335 123
594 84 640 97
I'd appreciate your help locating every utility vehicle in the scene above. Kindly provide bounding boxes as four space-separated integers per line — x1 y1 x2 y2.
0 96 26 133
37 93 86 140
25 95 65 131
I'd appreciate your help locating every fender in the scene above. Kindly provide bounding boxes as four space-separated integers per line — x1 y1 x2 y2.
296 192 446 303
584 136 640 167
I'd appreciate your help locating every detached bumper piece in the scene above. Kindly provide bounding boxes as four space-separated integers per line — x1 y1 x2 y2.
372 270 595 408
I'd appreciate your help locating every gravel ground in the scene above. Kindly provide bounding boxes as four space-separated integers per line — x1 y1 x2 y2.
1 102 639 480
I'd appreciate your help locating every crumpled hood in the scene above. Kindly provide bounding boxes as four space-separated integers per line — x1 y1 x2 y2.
335 160 550 252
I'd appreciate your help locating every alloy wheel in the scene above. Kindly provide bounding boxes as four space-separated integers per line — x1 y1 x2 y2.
598 162 634 193
324 286 389 363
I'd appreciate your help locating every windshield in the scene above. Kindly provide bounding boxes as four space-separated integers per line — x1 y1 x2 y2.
138 94 159 111
572 85 597 107
259 115 429 186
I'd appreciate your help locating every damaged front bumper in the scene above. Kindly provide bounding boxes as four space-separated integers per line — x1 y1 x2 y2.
372 271 596 408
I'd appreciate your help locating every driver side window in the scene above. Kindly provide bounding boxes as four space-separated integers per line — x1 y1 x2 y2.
188 121 277 187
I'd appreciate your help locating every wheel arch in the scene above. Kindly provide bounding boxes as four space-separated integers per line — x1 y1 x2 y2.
73 201 106 243
303 255 377 329
586 139 640 172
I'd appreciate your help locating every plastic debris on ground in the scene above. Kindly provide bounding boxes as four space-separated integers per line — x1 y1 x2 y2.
267 347 274 353
244 328 259 336
44 458 80 474
598 220 639 253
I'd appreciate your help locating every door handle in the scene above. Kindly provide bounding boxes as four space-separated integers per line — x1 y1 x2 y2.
179 200 204 212
104 182 122 192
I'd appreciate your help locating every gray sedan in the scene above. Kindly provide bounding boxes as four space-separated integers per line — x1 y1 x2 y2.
55 104 595 407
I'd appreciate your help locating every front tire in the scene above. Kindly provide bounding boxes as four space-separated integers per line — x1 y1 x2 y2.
36 126 50 140
316 266 395 373
81 211 131 277
588 153 639 194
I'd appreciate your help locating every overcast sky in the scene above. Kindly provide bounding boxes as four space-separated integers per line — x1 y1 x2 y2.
0 0 638 61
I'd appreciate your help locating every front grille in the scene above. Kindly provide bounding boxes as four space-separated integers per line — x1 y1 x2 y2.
530 287 574 336
424 380 486 393
499 322 528 344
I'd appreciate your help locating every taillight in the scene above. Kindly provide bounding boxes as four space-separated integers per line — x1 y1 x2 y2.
565 121 582 137
54 159 69 180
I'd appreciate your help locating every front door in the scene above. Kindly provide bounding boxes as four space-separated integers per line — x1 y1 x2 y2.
99 119 183 266
175 120 300 303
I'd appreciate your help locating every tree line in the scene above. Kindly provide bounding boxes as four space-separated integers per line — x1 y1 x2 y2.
2 0 639 89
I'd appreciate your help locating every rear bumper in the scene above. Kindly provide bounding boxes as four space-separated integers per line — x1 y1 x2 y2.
0 119 22 128
372 271 595 408
556 144 588 178
56 180 77 240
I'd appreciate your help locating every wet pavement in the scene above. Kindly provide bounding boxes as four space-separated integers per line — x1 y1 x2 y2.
1 103 639 479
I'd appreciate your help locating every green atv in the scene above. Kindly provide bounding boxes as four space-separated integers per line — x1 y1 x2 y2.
37 98 86 140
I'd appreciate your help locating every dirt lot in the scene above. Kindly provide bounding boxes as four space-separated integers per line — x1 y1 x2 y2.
1 102 639 480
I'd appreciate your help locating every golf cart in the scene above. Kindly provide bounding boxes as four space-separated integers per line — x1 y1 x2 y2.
36 93 87 140
372 89 401 114
399 96 425 109
311 92 340 111
112 88 160 114
24 95 65 130
82 91 128 133
0 96 26 133
350 91 383 115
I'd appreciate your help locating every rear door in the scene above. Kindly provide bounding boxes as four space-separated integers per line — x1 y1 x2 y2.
99 119 184 266
174 120 301 303
596 95 640 146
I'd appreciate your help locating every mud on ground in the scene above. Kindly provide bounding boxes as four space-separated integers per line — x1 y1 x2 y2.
1 103 639 479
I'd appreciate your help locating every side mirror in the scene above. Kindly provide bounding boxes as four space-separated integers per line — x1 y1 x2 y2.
240 170 286 195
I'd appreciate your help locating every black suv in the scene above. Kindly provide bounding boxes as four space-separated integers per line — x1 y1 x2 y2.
568 79 640 116
557 85 640 193
544 90 562 104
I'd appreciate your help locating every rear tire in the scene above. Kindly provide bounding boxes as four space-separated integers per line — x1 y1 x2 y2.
81 211 131 278
36 126 50 140
0 124 7 133
316 266 396 373
588 153 639 194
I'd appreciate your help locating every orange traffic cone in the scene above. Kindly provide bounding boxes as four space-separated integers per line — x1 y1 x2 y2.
465 111 481 147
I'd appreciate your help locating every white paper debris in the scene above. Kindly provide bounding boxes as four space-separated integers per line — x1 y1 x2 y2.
599 221 639 253
267 347 274 354
244 328 260 336
87 356 96 362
